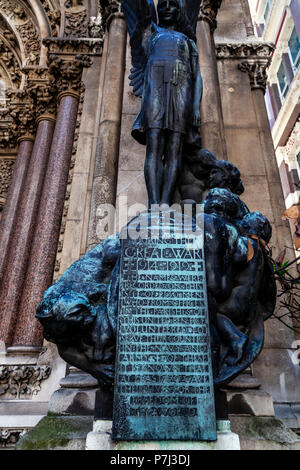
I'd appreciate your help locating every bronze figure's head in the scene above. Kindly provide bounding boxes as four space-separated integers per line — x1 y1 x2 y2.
157 0 181 26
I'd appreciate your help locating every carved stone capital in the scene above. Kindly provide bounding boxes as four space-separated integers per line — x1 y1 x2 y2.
238 59 270 93
198 0 222 32
64 0 89 38
24 67 58 121
216 42 275 93
27 83 57 123
216 42 275 60
0 365 51 399
102 0 124 28
48 54 92 99
5 90 36 142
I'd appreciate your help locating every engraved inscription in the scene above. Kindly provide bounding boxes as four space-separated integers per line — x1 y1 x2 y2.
113 214 216 441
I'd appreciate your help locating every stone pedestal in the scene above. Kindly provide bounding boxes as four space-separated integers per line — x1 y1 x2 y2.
85 420 240 450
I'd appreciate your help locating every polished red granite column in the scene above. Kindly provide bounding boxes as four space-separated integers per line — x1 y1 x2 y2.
12 93 80 347
0 138 33 280
0 118 55 346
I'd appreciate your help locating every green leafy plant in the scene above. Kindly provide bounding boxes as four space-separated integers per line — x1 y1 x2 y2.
271 248 300 334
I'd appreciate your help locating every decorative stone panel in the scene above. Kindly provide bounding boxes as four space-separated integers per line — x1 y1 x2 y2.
0 365 51 399
0 428 29 448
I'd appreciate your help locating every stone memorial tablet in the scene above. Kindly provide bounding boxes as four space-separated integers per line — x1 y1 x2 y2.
112 210 216 441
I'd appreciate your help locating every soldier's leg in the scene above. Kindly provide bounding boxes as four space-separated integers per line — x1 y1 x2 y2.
161 131 183 205
145 129 165 206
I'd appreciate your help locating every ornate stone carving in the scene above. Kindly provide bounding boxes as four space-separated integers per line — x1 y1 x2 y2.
0 159 15 211
0 365 51 399
89 13 105 39
0 90 36 149
64 0 89 38
102 0 123 26
198 0 222 31
0 0 42 66
27 79 57 121
238 60 270 93
0 113 16 150
0 1 26 19
216 42 275 60
0 38 22 88
48 54 92 97
40 1 61 36
6 90 36 140
17 22 41 66
216 42 275 93
285 118 300 156
44 37 103 57
48 9 61 35
0 429 28 448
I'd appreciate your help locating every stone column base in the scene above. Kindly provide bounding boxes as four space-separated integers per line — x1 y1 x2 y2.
85 420 240 451
48 372 98 416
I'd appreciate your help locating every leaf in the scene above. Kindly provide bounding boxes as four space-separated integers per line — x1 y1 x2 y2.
282 203 300 224
276 260 291 276
275 248 286 265
247 237 254 262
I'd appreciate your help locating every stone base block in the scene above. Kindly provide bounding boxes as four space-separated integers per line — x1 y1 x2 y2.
16 415 93 450
48 387 97 416
85 420 240 450
274 403 300 430
230 416 300 450
226 389 275 416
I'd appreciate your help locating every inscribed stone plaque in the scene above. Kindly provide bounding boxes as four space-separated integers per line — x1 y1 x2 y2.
112 210 216 441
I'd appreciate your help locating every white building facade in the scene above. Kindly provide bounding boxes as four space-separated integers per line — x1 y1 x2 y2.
249 0 300 211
